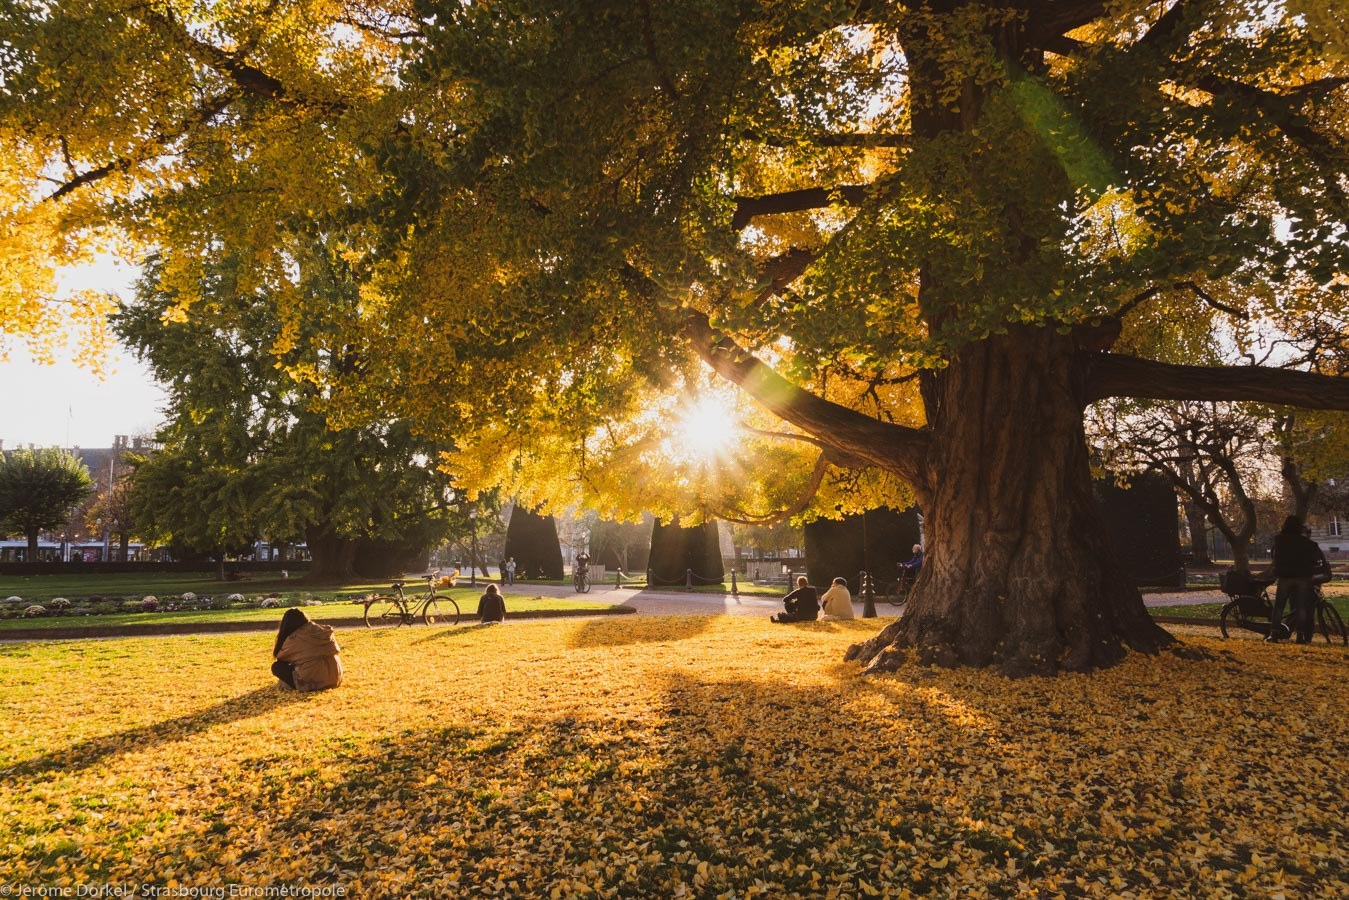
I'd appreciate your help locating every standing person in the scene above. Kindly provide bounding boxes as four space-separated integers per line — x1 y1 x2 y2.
477 583 506 624
1268 515 1320 643
820 576 855 620
504 556 517 586
272 608 343 691
772 575 819 623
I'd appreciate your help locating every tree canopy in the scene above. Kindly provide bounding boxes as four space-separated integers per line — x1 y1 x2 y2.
117 252 461 581
3 0 1347 670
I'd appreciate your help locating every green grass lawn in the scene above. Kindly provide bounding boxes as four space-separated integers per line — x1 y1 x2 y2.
0 570 362 601
0 571 622 630
0 591 620 631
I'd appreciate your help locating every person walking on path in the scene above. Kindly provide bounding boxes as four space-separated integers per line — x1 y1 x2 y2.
478 583 506 624
504 557 517 586
1268 515 1321 643
271 608 343 692
820 576 855 620
772 575 820 623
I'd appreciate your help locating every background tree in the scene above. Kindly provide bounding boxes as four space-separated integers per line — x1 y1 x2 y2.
117 252 459 583
0 448 94 559
590 515 654 573
1091 399 1275 571
503 506 565 580
85 475 139 563
4 1 1349 671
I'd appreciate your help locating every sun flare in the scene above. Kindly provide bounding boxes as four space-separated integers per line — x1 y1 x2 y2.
671 394 738 462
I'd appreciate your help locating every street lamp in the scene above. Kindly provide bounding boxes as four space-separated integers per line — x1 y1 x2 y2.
469 508 478 587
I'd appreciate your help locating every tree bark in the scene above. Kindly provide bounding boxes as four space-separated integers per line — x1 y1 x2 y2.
304 526 358 583
1182 500 1212 565
847 329 1174 675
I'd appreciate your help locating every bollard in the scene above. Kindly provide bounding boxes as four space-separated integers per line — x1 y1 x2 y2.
685 568 694 592
615 567 623 589
730 569 740 600
861 570 877 618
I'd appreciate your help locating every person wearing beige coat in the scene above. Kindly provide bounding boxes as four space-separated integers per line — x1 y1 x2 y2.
820 577 855 620
272 608 343 692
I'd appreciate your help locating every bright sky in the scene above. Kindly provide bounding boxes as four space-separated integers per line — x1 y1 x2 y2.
0 258 166 450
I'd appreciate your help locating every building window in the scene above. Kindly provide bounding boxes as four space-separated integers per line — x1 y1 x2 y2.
1331 516 1343 537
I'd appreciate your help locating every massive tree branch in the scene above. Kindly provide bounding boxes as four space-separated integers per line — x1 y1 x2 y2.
1026 1 1108 43
138 7 349 114
715 453 831 526
1133 0 1195 53
1086 354 1349 408
685 313 930 483
732 185 869 230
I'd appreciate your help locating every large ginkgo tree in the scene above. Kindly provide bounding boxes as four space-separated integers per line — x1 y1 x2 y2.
2 0 1347 672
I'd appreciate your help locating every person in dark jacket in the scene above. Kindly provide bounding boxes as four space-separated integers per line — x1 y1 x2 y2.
1268 515 1321 643
772 576 819 623
477 583 506 624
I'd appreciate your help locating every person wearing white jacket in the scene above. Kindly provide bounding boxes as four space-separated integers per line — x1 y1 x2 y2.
820 577 855 620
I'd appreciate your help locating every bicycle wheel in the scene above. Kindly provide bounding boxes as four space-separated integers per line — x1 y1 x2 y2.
1317 604 1347 646
1218 600 1240 639
422 599 444 625
364 596 404 628
578 571 591 594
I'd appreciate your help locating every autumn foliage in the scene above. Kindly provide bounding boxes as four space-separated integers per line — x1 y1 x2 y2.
2 619 1345 895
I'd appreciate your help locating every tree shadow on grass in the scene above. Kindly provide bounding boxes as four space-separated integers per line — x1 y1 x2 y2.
2 685 301 780
411 622 503 646
69 651 1349 896
567 615 713 648
172 669 1015 896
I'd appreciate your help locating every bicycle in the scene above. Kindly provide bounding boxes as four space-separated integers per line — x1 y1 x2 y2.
361 573 460 628
573 562 591 594
1218 571 1346 645
878 566 917 606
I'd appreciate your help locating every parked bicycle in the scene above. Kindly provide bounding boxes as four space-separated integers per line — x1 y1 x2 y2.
1218 570 1345 645
362 573 460 628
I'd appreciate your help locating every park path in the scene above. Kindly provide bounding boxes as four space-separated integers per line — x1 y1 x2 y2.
508 581 1228 618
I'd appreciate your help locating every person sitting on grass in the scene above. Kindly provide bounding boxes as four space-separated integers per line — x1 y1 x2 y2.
271 608 342 692
772 575 819 624
820 576 855 620
477 583 506 624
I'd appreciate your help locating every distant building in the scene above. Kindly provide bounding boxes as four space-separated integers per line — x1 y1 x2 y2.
0 435 156 562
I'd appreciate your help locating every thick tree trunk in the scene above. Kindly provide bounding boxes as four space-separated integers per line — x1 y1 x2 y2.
304 526 358 583
848 330 1175 675
1183 501 1212 565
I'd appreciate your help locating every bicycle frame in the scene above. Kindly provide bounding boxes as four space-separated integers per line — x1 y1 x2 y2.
363 574 460 627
